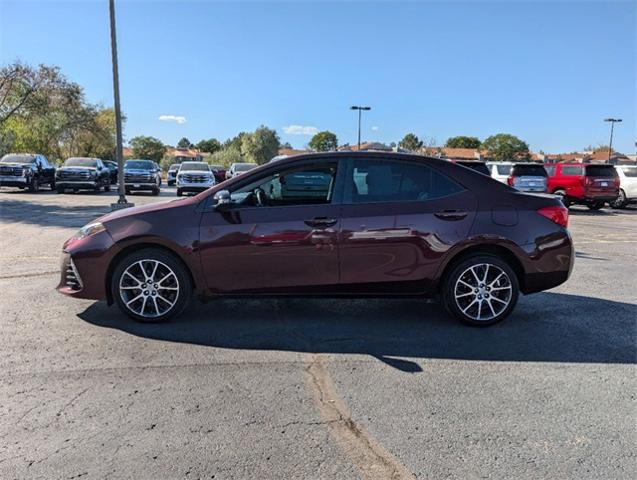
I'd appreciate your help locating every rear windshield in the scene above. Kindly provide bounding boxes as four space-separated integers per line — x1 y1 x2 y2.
65 158 98 167
125 160 155 169
585 165 618 177
457 161 490 176
496 164 512 175
180 162 209 171
620 167 637 177
1 154 34 164
511 164 547 177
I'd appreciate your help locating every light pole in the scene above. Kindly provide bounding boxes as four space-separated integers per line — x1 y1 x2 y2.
350 106 370 151
604 118 622 164
109 0 133 210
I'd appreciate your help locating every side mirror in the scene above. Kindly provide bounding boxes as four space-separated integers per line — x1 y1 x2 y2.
213 189 231 209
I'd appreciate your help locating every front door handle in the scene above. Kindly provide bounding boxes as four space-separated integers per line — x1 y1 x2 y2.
304 217 338 228
434 210 468 220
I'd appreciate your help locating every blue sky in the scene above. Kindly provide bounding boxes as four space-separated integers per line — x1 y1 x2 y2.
1 0 634 153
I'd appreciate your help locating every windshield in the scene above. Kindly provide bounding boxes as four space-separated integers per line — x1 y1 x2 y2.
65 158 98 168
457 161 490 176
169 164 180 171
511 164 547 177
125 160 155 170
620 166 637 177
1 154 34 164
180 162 209 171
495 164 512 175
235 163 257 172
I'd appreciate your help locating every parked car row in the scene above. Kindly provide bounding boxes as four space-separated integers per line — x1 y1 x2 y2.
448 159 635 210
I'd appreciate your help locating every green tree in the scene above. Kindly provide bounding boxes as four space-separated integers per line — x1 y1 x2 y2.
445 136 481 149
208 147 243 168
309 131 338 152
129 135 166 161
196 138 221 154
399 133 423 152
241 125 280 165
482 133 530 161
176 137 193 149
223 132 247 151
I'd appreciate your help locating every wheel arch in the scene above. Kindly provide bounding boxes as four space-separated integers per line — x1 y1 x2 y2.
105 242 197 305
436 243 526 294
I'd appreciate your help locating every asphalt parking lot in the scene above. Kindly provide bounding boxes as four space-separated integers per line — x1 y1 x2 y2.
0 186 635 479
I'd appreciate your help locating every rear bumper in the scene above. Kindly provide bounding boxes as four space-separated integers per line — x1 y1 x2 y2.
520 229 574 294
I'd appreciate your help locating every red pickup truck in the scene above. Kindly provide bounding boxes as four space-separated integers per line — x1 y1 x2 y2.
544 163 619 209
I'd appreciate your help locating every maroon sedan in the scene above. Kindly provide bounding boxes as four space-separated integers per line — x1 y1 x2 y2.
58 152 573 326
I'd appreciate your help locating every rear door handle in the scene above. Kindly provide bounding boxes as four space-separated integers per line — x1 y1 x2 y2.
304 217 337 228
434 210 468 220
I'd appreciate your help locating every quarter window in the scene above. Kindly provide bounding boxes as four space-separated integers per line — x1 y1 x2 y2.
347 158 463 204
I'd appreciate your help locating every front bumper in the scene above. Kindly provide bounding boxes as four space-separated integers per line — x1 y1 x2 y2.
177 181 214 192
57 180 98 190
125 182 158 190
0 176 28 187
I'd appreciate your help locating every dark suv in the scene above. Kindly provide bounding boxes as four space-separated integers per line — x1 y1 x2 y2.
58 152 573 327
0 153 56 192
124 159 161 195
56 157 111 193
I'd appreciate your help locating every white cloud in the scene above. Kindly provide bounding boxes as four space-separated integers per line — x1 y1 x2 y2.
371 126 379 131
283 125 318 135
158 114 187 124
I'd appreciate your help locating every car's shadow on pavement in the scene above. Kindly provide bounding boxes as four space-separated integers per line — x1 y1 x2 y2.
78 292 636 373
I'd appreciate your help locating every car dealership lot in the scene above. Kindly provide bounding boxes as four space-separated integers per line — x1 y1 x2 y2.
0 188 635 479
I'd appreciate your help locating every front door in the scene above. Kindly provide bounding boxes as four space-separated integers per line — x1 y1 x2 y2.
339 157 477 294
198 159 343 294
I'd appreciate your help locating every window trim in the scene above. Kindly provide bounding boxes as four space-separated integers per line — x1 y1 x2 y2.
341 156 466 206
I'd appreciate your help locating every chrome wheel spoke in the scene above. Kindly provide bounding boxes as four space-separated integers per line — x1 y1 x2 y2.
455 263 512 321
490 296 508 305
119 259 180 318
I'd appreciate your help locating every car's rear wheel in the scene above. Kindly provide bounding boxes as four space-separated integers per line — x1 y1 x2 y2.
553 189 570 208
111 248 192 323
152 186 160 196
587 201 605 210
28 178 39 192
104 181 111 192
56 185 65 194
609 189 627 209
442 254 519 326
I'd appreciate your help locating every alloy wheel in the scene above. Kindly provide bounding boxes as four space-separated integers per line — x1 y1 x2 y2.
453 263 513 322
118 259 180 318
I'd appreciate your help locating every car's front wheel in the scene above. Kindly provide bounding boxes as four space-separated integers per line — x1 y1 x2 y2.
587 201 605 210
442 254 519 326
111 248 192 323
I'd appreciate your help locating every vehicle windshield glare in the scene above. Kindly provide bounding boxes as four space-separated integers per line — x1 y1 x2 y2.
180 162 210 171
125 160 155 170
511 164 547 177
65 158 99 168
1 154 35 164
234 163 257 172
586 165 618 177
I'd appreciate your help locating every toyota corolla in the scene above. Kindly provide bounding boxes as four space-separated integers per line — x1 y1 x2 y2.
58 152 573 326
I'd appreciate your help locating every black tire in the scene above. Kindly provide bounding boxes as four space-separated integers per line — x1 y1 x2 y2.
104 182 111 192
56 185 65 194
28 178 39 193
167 180 174 187
609 189 627 209
50 181 56 190
442 254 519 327
152 187 160 196
125 187 131 195
553 189 570 208
111 248 192 323
93 183 101 194
176 188 182 197
587 201 605 210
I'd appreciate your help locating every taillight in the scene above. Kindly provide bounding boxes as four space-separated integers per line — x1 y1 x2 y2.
537 205 569 228
507 176 515 186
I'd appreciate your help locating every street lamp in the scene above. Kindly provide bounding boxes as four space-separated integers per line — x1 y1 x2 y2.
603 118 622 164
350 106 371 151
109 0 133 210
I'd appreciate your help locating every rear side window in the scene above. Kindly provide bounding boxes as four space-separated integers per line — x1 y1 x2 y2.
496 164 512 175
511 164 547 177
457 162 490 176
545 165 556 176
620 167 637 177
585 165 618 177
348 158 464 203
561 166 584 176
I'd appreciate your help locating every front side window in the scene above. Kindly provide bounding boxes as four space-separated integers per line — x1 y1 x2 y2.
230 162 337 207
620 166 637 178
346 158 463 204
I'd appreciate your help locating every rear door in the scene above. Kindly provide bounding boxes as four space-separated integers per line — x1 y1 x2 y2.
339 157 477 294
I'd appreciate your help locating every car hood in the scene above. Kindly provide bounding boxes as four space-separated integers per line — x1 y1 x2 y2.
58 166 98 172
124 169 154 174
0 162 33 168
179 170 212 174
97 196 199 224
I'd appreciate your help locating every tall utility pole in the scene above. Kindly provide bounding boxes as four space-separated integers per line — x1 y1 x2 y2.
109 0 132 210
604 118 622 164
350 106 371 151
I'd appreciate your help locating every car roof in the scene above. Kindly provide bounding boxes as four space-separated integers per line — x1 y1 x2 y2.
269 150 452 168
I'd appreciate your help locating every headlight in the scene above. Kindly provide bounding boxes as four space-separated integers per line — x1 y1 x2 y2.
74 222 106 240
22 168 32 177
